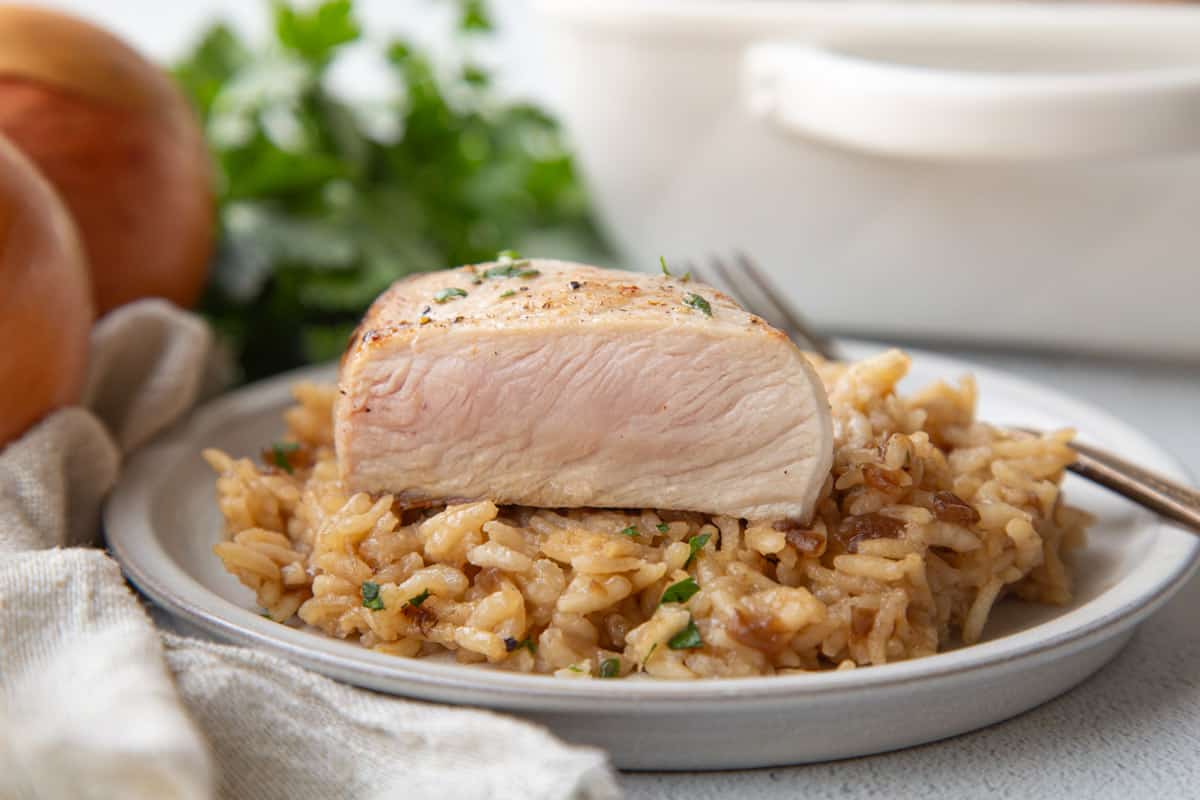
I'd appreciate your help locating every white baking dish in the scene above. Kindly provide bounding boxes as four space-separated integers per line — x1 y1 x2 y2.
532 2 1200 358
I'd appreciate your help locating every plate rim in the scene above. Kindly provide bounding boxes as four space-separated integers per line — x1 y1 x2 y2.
104 344 1200 710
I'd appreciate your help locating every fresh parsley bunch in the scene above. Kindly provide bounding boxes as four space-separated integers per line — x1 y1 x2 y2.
175 0 609 380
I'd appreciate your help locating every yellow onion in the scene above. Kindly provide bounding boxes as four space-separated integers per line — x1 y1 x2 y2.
0 5 214 314
0 133 92 447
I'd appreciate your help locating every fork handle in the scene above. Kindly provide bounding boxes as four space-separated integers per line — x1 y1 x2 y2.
1068 441 1200 533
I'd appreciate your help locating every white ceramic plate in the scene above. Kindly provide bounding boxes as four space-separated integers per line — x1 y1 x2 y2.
105 345 1199 771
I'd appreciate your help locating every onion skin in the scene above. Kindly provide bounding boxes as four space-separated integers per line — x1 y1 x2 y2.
0 6 214 314
0 134 92 448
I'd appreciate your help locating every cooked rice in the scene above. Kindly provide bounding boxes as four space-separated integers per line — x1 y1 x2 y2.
205 349 1089 679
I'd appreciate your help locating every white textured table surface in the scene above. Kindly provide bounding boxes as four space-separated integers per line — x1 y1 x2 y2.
624 347 1200 799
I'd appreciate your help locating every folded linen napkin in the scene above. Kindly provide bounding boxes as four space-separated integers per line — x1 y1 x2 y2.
0 300 618 800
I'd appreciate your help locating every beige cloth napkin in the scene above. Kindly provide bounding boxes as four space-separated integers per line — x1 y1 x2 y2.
0 300 618 800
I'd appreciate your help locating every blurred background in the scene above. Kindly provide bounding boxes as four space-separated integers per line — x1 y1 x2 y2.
15 0 1200 386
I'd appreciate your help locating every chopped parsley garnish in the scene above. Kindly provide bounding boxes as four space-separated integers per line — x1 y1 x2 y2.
361 581 385 611
684 533 711 568
567 664 584 673
483 262 532 278
269 441 300 473
434 287 468 303
497 249 521 261
668 617 703 650
486 263 538 279
620 525 639 538
504 636 537 654
681 270 692 282
599 657 620 678
661 577 700 605
499 289 516 298
683 293 712 317
408 589 431 607
656 522 670 534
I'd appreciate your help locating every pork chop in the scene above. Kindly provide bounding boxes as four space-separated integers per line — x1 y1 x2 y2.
335 259 833 522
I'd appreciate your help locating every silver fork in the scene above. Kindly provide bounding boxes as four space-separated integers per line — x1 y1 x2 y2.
687 252 1200 534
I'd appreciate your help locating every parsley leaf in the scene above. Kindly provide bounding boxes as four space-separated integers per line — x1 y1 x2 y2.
598 657 620 678
656 522 670 534
483 262 531 278
496 249 521 261
499 289 516 299
660 577 700 605
660 255 671 276
684 533 711 568
434 287 468 303
361 581 385 610
668 617 703 650
270 441 300 473
504 636 537 654
408 589 431 607
458 0 493 32
683 293 712 317
620 526 639 538
275 0 360 67
462 63 488 87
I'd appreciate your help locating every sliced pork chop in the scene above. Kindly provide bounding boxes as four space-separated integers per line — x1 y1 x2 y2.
335 259 833 522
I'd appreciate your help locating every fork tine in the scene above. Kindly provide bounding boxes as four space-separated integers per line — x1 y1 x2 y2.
701 253 791 334
705 255 753 309
732 251 838 360
709 253 780 326
687 259 747 310
686 252 838 360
